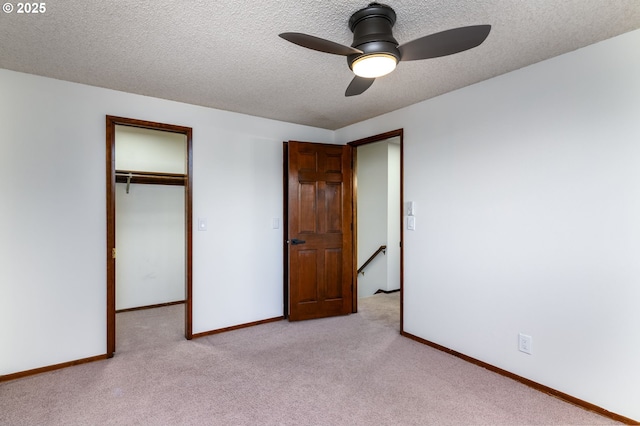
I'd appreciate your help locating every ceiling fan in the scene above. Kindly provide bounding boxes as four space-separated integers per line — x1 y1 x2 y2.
280 2 491 97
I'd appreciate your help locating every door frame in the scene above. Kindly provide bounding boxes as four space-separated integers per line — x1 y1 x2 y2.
282 130 404 330
106 115 193 357
348 129 404 332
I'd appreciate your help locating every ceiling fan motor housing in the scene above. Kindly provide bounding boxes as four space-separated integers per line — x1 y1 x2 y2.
347 2 401 70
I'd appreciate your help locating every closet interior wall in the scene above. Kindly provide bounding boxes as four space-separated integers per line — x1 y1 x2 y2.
114 125 187 311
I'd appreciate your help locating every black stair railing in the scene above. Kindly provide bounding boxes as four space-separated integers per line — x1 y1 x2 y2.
357 245 387 275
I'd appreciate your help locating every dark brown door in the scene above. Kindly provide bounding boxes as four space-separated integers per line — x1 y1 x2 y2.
286 141 354 321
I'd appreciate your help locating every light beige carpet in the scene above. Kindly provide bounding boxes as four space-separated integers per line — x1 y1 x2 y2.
0 294 618 425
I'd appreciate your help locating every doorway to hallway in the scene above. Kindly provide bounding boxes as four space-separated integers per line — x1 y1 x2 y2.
349 129 404 331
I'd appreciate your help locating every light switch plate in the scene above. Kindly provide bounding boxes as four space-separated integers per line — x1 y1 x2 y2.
408 201 416 216
198 217 207 231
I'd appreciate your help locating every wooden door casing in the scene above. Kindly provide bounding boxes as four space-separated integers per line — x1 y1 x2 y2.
106 115 193 357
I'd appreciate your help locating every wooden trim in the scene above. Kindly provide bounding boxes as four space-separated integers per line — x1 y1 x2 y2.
282 142 289 319
348 129 404 147
115 170 186 186
192 316 284 339
106 115 192 134
106 116 116 357
398 129 404 333
184 126 193 340
351 147 358 313
0 355 108 383
106 115 194 354
116 170 186 177
115 300 185 313
348 128 404 331
401 331 639 425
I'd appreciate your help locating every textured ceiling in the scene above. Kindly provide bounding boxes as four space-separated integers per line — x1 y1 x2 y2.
1 1 639 130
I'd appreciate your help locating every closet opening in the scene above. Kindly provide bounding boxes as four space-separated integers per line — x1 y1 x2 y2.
106 116 193 358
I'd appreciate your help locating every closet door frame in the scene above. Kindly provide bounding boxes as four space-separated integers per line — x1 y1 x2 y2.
106 115 193 357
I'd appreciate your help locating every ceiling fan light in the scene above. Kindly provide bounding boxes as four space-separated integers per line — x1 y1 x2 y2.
352 53 397 78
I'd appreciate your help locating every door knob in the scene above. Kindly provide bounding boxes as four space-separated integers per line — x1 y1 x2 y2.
290 238 306 245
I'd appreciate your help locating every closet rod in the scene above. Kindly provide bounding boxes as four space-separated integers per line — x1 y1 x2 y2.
115 169 186 187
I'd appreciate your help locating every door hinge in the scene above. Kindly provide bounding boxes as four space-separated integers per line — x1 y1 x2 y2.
112 248 116 259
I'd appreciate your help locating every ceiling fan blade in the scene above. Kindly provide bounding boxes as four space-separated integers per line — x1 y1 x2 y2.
279 32 363 56
345 76 375 97
398 25 491 61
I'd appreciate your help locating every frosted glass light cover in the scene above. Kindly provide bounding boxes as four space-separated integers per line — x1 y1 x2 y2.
352 54 397 78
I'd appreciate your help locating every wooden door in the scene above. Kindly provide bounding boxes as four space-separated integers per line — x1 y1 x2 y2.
286 141 354 321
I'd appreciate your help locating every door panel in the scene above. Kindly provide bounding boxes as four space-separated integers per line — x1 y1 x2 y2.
325 182 342 232
325 248 343 299
296 249 318 302
298 182 318 232
287 141 353 321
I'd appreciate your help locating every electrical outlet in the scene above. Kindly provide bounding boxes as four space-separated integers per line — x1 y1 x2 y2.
518 333 532 355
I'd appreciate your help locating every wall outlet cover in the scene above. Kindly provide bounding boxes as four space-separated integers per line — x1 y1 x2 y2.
518 333 532 355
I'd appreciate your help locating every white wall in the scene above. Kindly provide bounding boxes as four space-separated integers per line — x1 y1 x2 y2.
356 139 402 297
336 29 640 421
115 125 187 310
356 142 388 297
0 68 333 375
386 141 401 292
115 125 187 174
116 183 185 310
